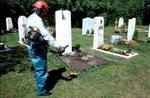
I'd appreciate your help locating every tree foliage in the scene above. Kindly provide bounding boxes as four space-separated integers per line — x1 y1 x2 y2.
0 0 149 30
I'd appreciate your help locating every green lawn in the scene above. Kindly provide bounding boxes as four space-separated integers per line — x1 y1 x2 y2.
0 26 150 98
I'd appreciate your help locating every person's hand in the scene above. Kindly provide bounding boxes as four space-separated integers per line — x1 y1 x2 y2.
57 45 68 54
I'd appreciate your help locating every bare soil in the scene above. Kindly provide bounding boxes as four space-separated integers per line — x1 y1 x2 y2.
59 52 108 72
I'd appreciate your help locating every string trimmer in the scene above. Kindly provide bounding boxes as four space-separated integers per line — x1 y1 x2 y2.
49 45 77 78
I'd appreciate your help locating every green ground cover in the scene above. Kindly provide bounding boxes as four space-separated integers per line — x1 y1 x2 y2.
0 26 150 98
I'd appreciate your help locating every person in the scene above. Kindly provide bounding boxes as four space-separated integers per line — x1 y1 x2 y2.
26 0 66 96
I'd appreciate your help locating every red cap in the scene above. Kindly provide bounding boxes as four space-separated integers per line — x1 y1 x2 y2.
33 0 49 13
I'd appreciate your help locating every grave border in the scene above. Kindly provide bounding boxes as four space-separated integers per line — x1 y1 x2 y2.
91 48 138 59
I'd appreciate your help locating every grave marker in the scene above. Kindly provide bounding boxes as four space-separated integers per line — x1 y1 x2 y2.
92 18 138 58
18 16 28 46
127 18 136 41
118 17 124 28
111 35 122 44
82 17 94 35
55 10 72 54
6 17 13 31
93 16 104 49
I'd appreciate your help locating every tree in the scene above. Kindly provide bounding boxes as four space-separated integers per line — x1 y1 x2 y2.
0 0 148 30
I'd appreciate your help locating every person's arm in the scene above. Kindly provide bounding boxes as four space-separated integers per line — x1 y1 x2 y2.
40 24 67 53
37 19 60 48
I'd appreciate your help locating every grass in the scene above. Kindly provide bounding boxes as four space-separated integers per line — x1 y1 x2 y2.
0 26 150 98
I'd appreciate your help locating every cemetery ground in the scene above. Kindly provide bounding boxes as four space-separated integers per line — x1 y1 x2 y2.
0 26 150 98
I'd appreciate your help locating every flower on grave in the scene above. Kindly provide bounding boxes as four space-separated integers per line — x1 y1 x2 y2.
114 21 127 34
99 44 114 51
120 39 137 53
114 28 122 33
81 56 89 61
121 39 137 46
81 55 94 62
136 28 145 32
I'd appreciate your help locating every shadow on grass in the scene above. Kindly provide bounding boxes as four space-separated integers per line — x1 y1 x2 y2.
45 67 75 92
0 46 31 75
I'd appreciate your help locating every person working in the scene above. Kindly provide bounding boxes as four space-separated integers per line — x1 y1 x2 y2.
27 0 66 96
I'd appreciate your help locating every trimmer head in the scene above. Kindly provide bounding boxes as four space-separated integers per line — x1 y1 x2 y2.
69 72 78 78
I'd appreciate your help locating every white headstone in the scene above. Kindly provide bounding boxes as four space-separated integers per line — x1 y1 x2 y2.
118 17 124 28
18 16 28 44
55 10 72 54
148 24 150 38
6 17 13 31
93 16 104 49
82 17 94 35
127 18 136 41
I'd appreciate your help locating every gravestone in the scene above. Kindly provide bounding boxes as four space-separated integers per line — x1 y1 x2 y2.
18 16 28 45
118 17 124 28
127 18 136 41
82 17 94 35
148 24 150 38
115 19 118 28
6 17 13 31
111 35 122 44
93 16 104 49
55 10 72 54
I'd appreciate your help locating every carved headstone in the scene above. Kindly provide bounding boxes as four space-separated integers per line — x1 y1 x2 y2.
127 18 136 41
6 17 13 31
55 10 72 54
93 16 104 49
18 16 28 44
118 17 124 28
82 17 94 35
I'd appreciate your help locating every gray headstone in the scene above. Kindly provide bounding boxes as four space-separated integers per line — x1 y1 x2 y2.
111 35 122 44
82 17 94 35
55 10 72 54
127 18 136 41
93 16 104 49
6 17 13 31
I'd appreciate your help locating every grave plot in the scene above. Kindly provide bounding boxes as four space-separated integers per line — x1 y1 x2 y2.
48 46 108 72
91 17 138 58
59 52 108 72
54 11 108 72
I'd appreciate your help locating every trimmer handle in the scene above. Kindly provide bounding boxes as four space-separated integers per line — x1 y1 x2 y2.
57 45 69 55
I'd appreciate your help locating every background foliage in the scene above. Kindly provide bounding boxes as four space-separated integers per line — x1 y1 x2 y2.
0 0 149 30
